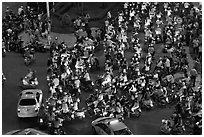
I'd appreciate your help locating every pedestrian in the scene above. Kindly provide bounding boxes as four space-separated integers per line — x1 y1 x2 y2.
192 38 199 54
190 67 198 87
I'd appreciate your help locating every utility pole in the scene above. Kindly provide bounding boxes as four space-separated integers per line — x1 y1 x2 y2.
46 2 51 33
46 2 50 19
46 2 51 46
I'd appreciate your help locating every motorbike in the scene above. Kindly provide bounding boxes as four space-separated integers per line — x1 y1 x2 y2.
38 116 48 130
2 47 6 57
168 90 179 104
80 79 95 92
53 127 66 135
95 75 103 88
162 44 172 53
24 54 36 66
34 41 47 53
192 120 202 135
160 119 172 134
155 96 168 107
2 73 6 86
20 76 38 89
171 125 185 135
53 118 66 135
130 105 142 118
22 47 35 58
142 98 154 110
37 105 47 129
93 108 104 118
71 109 86 120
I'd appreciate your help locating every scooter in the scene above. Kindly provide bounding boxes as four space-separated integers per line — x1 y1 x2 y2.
53 119 66 135
20 77 38 89
130 105 142 118
80 79 94 92
160 119 172 134
53 127 66 135
24 54 36 66
71 109 86 119
142 98 154 110
171 125 185 135
34 41 47 53
2 73 6 86
2 47 6 57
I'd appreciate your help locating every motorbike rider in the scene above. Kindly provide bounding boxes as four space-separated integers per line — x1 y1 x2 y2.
171 113 184 131
114 101 123 118
130 97 141 114
61 100 69 114
53 116 64 134
2 73 6 86
24 68 37 84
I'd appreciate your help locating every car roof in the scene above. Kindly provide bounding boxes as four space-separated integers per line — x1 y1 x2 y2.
108 120 127 131
5 128 48 135
20 89 42 99
93 117 128 131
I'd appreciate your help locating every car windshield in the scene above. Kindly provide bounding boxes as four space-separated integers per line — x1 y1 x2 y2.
113 128 132 135
19 99 36 106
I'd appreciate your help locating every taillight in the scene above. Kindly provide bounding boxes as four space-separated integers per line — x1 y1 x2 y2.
18 109 20 112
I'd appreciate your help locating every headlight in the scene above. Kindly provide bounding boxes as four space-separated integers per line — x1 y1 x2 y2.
18 108 20 112
35 107 39 112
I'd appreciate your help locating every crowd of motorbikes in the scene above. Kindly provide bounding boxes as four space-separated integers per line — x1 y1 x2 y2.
35 2 202 135
2 5 50 66
160 87 202 135
3 2 202 135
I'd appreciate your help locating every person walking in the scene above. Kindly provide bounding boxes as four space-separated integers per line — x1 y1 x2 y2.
190 67 198 87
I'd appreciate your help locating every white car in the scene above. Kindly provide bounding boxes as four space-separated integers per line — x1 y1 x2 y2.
92 117 133 135
17 89 43 118
5 128 48 135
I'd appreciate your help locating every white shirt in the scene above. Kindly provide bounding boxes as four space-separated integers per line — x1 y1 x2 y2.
165 58 171 67
18 7 23 15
